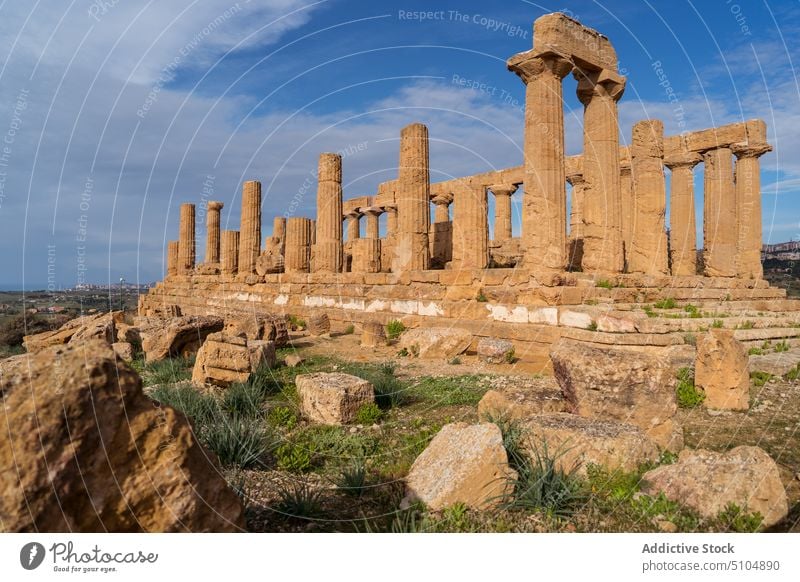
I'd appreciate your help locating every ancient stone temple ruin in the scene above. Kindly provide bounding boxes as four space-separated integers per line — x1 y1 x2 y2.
140 13 789 366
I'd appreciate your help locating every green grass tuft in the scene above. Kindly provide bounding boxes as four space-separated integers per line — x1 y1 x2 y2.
676 367 705 408
385 319 406 340
653 297 677 309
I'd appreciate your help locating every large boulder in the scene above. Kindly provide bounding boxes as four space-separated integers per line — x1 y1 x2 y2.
191 332 276 387
307 313 331 336
295 372 374 425
23 311 124 352
404 423 515 510
224 314 289 347
520 414 659 476
477 338 515 364
140 315 224 362
477 379 566 420
398 327 472 359
696 329 750 411
361 321 386 347
0 341 244 532
642 446 788 528
550 339 682 451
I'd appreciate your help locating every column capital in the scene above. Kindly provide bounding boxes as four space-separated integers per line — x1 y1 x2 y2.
664 151 703 170
345 208 361 219
431 192 454 206
488 183 518 197
575 67 626 105
507 50 573 85
207 200 224 211
619 161 632 174
565 172 585 186
731 142 772 159
362 205 383 217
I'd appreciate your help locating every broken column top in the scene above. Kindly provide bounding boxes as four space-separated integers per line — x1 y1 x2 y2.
508 12 618 76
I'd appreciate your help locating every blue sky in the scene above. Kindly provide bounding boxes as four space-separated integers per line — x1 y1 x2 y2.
0 0 798 289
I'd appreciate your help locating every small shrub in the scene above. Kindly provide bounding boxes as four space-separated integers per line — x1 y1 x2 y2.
202 415 273 469
355 402 382 424
362 504 430 533
504 347 516 364
448 356 461 365
476 290 488 302
288 314 306 329
740 320 755 330
683 333 697 346
222 381 266 418
397 347 409 357
684 304 701 318
268 405 298 430
643 306 657 318
714 503 764 532
343 324 355 335
676 367 705 408
774 340 790 353
337 458 368 497
748 347 764 356
654 297 676 309
711 319 724 328
750 371 773 387
596 279 614 289
274 481 325 520
786 364 800 381
386 319 406 340
586 321 598 331
275 439 316 473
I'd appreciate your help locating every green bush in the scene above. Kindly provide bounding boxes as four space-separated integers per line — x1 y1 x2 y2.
596 279 614 289
750 371 773 387
476 290 488 302
288 314 306 329
275 439 316 473
343 324 355 335
675 367 705 408
268 405 298 429
711 319 724 328
774 340 790 353
337 458 368 497
504 347 516 364
684 304 701 318
586 321 598 331
201 415 273 469
714 503 764 532
386 319 406 340
739 320 755 330
654 297 677 309
748 347 764 356
355 402 382 424
274 481 325 520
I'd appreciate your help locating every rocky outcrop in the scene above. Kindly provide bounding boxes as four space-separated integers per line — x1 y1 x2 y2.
550 339 682 451
23 311 124 352
0 341 244 532
696 329 750 411
191 332 276 387
642 446 788 528
477 379 565 420
111 341 135 362
520 414 659 476
477 338 515 363
140 315 224 362
398 327 472 359
295 372 374 424
404 422 515 510
224 314 288 347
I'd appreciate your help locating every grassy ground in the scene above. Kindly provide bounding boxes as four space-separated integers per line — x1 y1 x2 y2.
140 338 798 533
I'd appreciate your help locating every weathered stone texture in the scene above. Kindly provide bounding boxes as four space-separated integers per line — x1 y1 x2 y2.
398 327 472 359
695 329 749 411
295 372 374 424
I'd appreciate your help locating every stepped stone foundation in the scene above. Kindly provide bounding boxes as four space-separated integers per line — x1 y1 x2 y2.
144 13 787 366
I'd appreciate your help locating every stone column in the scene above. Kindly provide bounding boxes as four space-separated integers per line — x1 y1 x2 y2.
664 151 702 277
205 201 224 264
566 171 585 271
627 120 668 275
220 230 240 275
167 240 179 277
575 68 626 273
451 185 489 270
508 53 572 271
489 184 517 242
393 123 430 272
238 181 261 274
733 143 771 279
178 203 196 274
345 210 361 241
430 193 453 267
313 153 343 273
619 148 633 262
364 207 381 239
381 204 398 272
272 217 286 250
703 147 737 277
284 217 311 273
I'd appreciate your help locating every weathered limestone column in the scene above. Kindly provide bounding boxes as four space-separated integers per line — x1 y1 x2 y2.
345 209 361 241
451 185 489 270
393 123 430 272
178 203 196 274
628 120 668 275
205 201 224 264
430 193 453 267
664 149 702 277
489 184 517 242
381 204 398 272
733 142 771 279
272 217 286 250
703 147 737 277
619 148 633 261
364 207 382 239
238 181 261 274
313 153 343 273
284 217 311 273
167 240 179 277
220 230 240 275
508 53 573 271
355 206 382 273
566 171 585 271
575 68 626 273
